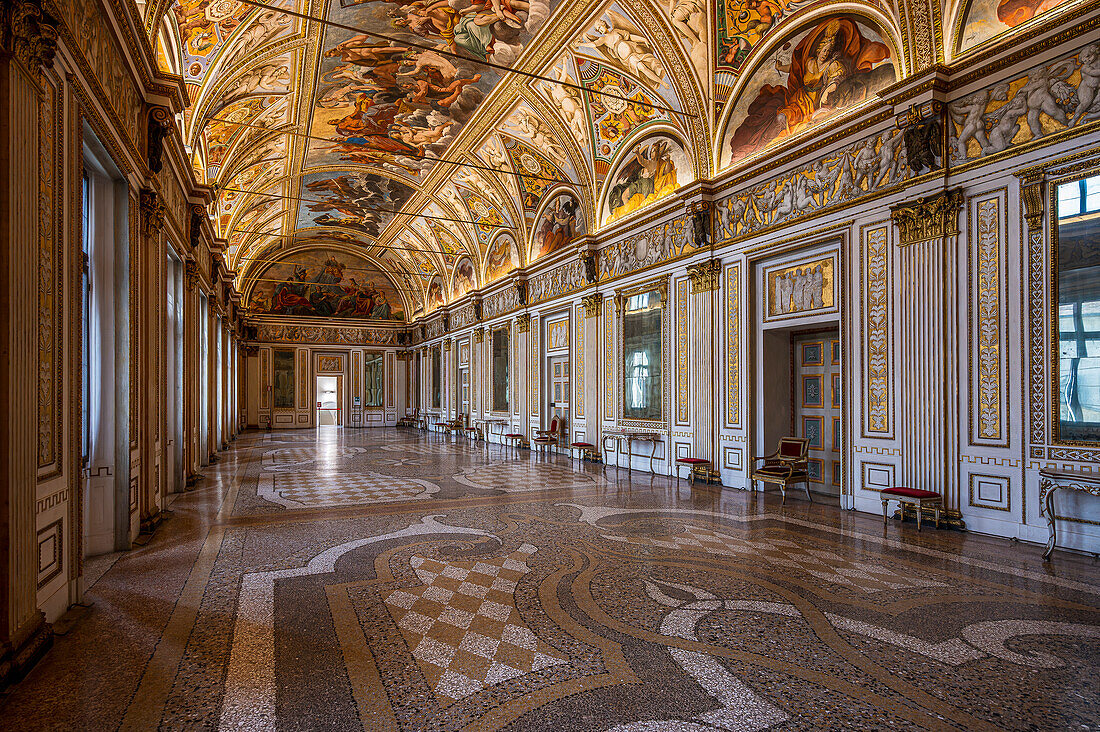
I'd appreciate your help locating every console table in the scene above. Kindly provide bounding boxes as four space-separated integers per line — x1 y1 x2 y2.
474 417 509 451
1038 467 1100 561
602 429 663 475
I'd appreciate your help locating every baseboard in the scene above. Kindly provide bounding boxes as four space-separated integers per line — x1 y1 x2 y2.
0 612 52 691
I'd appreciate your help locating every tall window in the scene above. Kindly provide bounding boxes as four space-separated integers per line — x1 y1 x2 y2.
81 172 92 464
1056 175 1100 442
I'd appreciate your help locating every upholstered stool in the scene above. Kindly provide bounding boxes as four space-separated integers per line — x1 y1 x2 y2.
569 441 595 465
675 457 711 486
463 425 480 442
880 487 942 531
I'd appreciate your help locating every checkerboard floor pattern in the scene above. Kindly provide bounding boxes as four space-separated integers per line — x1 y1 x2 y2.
455 462 598 492
261 447 367 472
383 543 566 705
258 473 437 509
606 525 947 593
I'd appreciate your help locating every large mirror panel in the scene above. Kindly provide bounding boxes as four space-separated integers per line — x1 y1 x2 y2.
1055 174 1100 443
621 287 664 422
364 352 384 407
272 349 295 409
492 327 510 413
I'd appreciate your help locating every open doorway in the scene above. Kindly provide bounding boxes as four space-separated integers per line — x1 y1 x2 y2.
316 375 342 427
760 326 841 499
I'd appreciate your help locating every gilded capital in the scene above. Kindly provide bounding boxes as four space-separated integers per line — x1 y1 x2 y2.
890 189 963 247
140 188 168 238
184 260 199 292
516 313 530 333
473 327 484 343
581 293 602 318
687 260 722 293
2 0 59 75
1020 178 1044 233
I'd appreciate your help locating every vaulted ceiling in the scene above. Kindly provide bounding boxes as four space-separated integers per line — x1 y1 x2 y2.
141 0 1070 320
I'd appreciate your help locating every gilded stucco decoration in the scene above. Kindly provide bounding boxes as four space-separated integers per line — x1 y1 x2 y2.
861 224 891 436
971 192 1005 444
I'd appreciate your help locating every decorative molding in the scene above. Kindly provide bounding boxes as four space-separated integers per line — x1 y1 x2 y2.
575 303 584 419
676 277 689 425
250 324 399 346
725 263 741 429
687 259 721 294
970 192 1006 445
890 189 963 247
861 224 891 436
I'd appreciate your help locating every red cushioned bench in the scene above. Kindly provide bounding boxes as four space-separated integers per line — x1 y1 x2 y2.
880 487 942 531
675 457 711 486
569 441 595 464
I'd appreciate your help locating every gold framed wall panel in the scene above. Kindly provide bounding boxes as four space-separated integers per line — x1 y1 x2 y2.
604 298 614 421
725 263 741 429
38 70 64 477
860 222 892 438
531 315 539 418
575 303 585 419
968 189 1008 447
675 276 690 426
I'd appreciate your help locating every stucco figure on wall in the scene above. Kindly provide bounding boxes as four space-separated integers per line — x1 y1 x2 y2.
604 135 692 224
721 16 895 168
532 193 585 261
958 0 1071 53
248 250 405 321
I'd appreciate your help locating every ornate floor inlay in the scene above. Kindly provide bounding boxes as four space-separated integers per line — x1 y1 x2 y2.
2 429 1097 731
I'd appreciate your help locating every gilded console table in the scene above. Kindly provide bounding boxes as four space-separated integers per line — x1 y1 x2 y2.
602 429 663 475
1038 468 1100 561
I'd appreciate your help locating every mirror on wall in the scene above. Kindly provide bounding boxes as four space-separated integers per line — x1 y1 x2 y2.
364 352 384 407
492 327 510 412
272 349 295 409
1056 175 1100 443
431 347 442 409
621 287 664 422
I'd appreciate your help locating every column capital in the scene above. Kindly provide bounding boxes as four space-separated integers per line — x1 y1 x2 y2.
687 260 722 293
473 327 484 343
516 313 530 333
890 188 963 247
1 0 59 76
140 188 168 239
581 293 602 318
184 259 199 292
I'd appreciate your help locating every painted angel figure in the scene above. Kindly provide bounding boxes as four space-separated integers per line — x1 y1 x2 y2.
585 10 665 89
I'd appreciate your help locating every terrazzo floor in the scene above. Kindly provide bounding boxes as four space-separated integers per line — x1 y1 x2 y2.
2 427 1098 730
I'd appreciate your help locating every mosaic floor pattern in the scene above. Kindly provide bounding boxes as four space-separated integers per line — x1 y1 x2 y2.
1 428 1098 731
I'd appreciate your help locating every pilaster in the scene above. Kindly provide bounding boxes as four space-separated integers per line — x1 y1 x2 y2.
890 189 965 528
687 260 721 476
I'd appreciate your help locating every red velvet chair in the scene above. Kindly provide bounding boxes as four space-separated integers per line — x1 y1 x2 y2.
751 437 811 505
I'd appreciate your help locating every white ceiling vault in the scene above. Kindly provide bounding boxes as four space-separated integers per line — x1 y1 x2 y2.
140 0 1074 319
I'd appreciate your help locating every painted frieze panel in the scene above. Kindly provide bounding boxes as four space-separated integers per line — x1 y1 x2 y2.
949 41 1100 164
532 192 586 262
599 213 696 280
764 254 839 321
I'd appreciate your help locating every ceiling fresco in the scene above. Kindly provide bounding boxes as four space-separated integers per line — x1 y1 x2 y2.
148 0 1063 319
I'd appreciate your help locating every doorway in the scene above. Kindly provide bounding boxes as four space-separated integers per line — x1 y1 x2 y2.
316 375 342 427
759 325 841 499
548 355 570 423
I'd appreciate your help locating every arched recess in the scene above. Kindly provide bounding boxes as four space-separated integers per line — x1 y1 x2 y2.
239 241 413 322
449 256 479 301
945 0 1074 60
528 185 588 265
713 4 906 174
596 125 696 228
483 230 522 284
